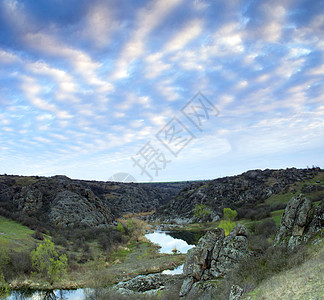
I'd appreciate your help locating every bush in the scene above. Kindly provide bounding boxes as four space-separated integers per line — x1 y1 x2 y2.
193 204 211 222
32 230 44 241
31 238 67 285
8 251 32 278
218 208 237 235
255 219 276 238
225 245 308 295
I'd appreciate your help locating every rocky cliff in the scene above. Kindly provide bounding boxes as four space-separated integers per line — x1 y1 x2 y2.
0 175 188 228
159 167 322 221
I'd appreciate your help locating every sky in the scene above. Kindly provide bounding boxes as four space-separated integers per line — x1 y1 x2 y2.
0 0 323 182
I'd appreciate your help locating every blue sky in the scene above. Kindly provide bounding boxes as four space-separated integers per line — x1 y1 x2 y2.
0 0 323 182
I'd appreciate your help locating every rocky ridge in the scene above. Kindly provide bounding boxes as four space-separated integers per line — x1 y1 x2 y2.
159 167 322 222
0 175 188 228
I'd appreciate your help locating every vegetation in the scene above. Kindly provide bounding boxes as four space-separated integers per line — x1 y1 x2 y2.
31 238 67 285
0 170 322 297
193 203 211 222
218 207 237 236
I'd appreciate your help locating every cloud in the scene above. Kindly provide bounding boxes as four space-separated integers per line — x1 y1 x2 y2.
20 75 73 120
164 19 203 52
23 31 114 92
82 2 119 49
111 0 183 79
0 49 20 63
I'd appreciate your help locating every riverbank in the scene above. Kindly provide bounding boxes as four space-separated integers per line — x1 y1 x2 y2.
5 238 185 292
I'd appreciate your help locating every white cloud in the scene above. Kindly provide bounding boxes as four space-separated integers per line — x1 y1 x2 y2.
164 19 203 52
116 93 151 111
145 52 171 78
83 2 118 48
23 32 114 92
20 75 73 119
111 0 183 79
0 49 19 63
156 79 180 102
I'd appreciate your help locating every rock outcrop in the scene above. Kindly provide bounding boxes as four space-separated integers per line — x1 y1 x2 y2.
160 168 322 221
115 273 169 293
180 225 249 297
274 194 324 249
0 175 189 227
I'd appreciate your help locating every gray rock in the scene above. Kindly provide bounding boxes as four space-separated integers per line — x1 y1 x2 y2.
183 228 224 280
179 277 194 297
49 190 111 227
229 284 244 300
115 274 168 293
180 225 249 297
273 194 323 249
210 225 249 277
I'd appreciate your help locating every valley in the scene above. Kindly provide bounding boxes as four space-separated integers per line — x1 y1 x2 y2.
0 167 323 299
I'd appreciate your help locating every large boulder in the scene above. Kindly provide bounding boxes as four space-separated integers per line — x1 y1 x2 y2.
210 225 249 278
274 194 323 249
180 225 249 297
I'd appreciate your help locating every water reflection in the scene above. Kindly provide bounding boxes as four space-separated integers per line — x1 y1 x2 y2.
161 264 183 275
145 231 194 254
167 230 204 245
8 289 84 300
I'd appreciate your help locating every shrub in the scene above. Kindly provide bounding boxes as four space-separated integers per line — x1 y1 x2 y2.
255 219 276 238
31 238 67 285
193 204 211 222
32 229 44 241
223 207 237 220
8 251 32 278
225 245 308 295
218 207 237 235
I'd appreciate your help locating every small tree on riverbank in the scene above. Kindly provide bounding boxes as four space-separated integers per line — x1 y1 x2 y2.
31 238 67 285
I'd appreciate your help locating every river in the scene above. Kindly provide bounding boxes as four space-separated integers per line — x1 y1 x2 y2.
6 231 195 299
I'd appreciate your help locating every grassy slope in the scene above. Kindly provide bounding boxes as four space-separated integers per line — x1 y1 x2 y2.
247 240 324 300
265 172 324 206
0 216 36 250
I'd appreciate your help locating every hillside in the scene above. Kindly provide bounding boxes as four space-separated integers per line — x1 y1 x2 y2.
158 167 324 222
0 174 189 229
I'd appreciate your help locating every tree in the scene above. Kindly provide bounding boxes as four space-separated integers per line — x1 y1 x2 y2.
193 204 211 222
31 238 67 285
223 207 237 221
218 208 237 236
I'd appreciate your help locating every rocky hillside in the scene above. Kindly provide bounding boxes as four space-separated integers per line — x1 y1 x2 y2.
158 167 323 222
0 175 189 228
179 194 324 299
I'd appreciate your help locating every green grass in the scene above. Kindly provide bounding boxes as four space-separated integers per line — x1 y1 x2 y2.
0 216 36 250
265 172 324 206
270 209 285 227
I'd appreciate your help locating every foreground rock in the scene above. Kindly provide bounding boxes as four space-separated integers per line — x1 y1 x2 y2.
180 225 249 297
113 273 181 296
274 194 324 249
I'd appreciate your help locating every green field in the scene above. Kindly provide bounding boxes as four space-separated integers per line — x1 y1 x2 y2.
0 216 36 250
